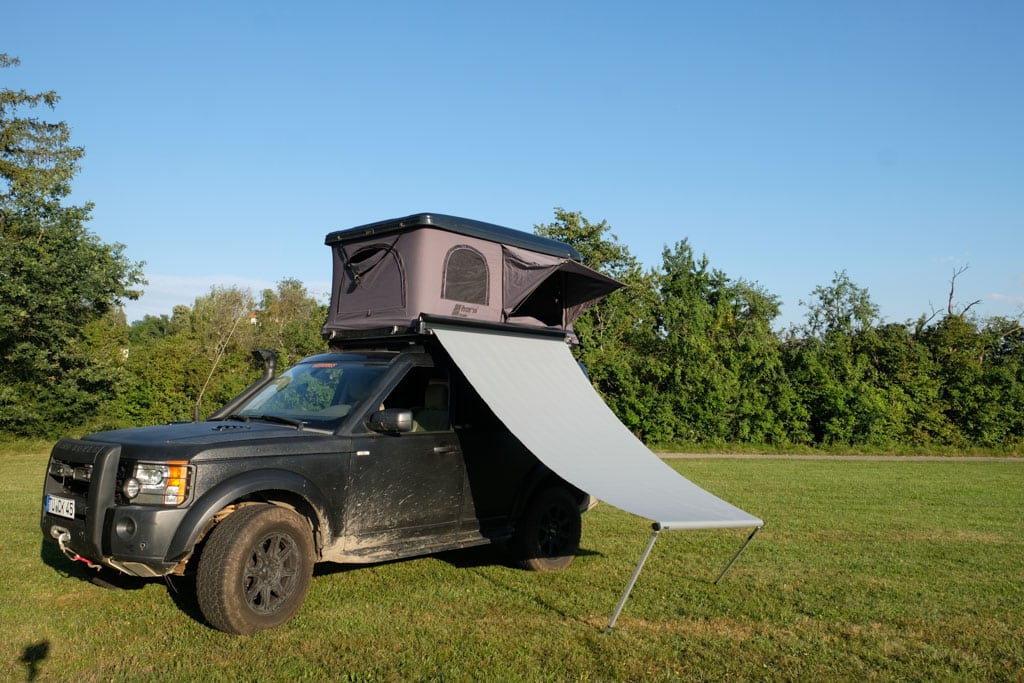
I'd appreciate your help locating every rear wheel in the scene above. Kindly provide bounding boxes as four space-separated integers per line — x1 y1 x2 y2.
513 487 581 571
196 504 314 635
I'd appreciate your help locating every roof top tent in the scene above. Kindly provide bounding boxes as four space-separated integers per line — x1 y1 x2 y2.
322 213 623 340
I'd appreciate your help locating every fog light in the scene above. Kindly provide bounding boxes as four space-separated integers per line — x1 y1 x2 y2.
115 517 137 539
123 478 141 500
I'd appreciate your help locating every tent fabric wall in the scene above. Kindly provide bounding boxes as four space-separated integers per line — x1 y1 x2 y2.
501 245 622 328
325 227 506 332
428 323 763 531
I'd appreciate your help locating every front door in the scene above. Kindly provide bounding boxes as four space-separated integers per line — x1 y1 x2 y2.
345 365 466 546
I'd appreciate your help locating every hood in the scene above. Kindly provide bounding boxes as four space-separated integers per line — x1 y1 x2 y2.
81 420 330 460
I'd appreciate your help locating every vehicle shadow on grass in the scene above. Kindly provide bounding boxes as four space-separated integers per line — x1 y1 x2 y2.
163 575 206 624
435 543 603 570
39 540 209 627
39 540 604 633
451 545 606 626
311 543 602 577
313 543 604 627
39 540 150 591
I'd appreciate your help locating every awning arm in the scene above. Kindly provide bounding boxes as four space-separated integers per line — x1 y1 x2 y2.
605 523 662 634
605 523 763 633
713 525 763 585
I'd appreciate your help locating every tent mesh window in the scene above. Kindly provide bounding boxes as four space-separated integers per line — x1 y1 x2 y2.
442 245 489 305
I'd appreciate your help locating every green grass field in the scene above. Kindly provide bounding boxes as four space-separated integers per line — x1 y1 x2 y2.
2 445 1021 681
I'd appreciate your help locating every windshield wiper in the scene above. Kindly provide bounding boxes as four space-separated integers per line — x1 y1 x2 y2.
245 414 306 429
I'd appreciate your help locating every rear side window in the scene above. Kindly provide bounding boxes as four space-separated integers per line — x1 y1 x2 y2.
442 246 488 305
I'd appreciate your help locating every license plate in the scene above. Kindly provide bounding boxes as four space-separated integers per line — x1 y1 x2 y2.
46 495 76 519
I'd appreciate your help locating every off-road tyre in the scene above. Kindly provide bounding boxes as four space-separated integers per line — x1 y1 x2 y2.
513 487 581 571
195 504 314 635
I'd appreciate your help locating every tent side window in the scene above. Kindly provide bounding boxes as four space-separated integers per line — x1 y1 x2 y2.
442 246 489 305
341 244 405 311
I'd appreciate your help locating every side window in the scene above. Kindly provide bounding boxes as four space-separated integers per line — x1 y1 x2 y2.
382 367 450 432
442 246 489 305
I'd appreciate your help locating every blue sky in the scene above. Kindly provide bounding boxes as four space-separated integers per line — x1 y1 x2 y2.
7 1 1023 328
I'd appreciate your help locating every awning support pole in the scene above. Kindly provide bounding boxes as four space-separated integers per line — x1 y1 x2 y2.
605 524 661 634
713 525 762 585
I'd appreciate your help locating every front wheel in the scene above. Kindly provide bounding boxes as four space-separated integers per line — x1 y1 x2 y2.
196 504 314 635
513 487 582 571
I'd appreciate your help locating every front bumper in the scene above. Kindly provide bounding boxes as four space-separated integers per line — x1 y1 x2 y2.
40 439 189 578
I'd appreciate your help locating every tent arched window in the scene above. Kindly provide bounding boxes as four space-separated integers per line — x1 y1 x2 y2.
442 246 489 305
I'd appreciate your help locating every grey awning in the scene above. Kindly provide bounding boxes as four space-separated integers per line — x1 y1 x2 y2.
429 324 762 530
429 322 763 630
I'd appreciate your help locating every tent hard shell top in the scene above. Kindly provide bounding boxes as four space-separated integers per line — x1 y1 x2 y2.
322 213 622 340
325 213 583 260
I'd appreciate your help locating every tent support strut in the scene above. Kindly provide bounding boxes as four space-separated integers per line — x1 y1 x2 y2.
605 525 661 633
713 525 762 585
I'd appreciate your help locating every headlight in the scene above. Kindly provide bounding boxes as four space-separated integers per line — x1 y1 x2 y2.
122 461 190 505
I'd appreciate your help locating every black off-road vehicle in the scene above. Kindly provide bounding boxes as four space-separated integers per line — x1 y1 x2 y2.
41 335 590 634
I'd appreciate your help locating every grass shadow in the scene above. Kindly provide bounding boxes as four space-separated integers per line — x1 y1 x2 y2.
163 574 207 626
310 541 601 576
20 641 50 681
435 543 603 569
313 561 368 578
435 542 510 568
462 562 599 626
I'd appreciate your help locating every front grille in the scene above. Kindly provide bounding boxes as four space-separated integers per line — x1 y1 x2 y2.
44 439 118 521
42 439 121 562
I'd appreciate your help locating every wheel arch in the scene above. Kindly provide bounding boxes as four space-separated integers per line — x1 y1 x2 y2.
512 463 588 521
166 468 330 565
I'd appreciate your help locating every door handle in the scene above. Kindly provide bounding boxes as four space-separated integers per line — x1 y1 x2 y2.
433 445 457 455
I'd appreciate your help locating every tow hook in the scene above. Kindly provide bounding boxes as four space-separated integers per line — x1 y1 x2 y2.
52 527 102 571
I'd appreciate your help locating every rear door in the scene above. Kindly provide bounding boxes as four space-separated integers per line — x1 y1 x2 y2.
452 368 538 525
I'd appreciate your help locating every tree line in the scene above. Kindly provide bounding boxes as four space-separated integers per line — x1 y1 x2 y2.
538 210 1023 450
3 55 1022 449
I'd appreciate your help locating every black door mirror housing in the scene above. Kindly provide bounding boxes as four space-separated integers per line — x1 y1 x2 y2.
368 408 414 434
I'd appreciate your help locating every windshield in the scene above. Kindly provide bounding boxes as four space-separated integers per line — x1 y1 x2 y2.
233 358 389 430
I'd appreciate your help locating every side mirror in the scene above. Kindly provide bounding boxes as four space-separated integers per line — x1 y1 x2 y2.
368 409 413 434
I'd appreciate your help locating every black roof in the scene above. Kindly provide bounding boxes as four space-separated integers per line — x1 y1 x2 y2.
324 213 583 261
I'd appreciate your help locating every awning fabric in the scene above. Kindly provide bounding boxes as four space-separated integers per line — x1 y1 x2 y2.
429 323 763 531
